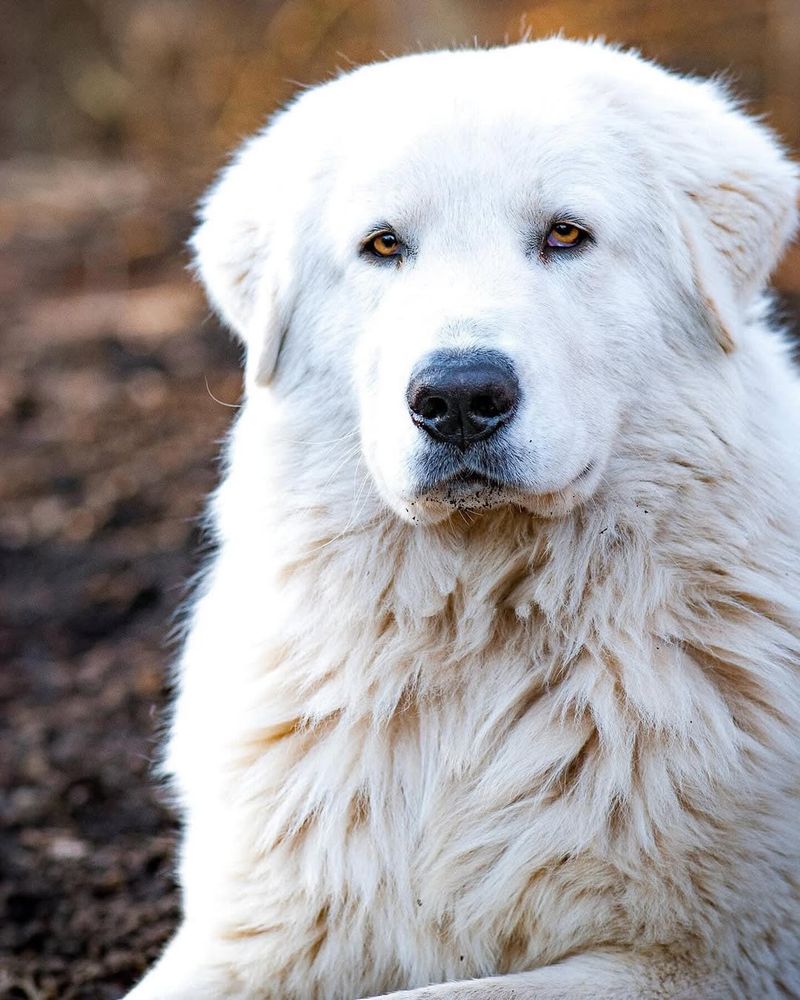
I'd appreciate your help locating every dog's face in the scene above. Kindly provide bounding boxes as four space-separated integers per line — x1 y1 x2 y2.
337 112 657 522
193 42 797 525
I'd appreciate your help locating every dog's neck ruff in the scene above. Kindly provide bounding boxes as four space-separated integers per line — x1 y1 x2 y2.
193 427 800 967
234 452 799 742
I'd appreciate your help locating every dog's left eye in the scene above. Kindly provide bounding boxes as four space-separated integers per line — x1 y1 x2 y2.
545 223 588 249
365 230 402 258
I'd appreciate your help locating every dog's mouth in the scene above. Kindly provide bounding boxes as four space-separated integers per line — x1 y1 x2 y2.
410 454 599 515
415 464 522 507
436 469 508 492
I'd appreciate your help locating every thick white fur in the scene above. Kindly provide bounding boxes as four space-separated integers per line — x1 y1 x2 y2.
128 40 800 999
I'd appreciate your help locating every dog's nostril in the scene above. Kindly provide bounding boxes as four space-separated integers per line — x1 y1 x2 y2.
421 396 449 420
470 393 501 419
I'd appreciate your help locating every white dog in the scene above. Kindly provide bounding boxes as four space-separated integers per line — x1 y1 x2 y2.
128 39 800 999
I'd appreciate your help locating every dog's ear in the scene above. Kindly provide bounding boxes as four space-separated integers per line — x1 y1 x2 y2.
653 76 798 351
190 122 298 386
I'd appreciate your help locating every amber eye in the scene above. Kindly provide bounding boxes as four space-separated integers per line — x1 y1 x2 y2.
545 222 586 249
367 230 401 258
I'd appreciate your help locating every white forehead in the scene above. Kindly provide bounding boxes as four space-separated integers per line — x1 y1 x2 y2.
284 41 669 242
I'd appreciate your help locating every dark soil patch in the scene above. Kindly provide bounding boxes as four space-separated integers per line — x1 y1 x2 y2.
0 172 242 997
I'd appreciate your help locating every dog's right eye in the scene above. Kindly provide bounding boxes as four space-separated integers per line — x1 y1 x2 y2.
545 222 588 249
364 230 402 259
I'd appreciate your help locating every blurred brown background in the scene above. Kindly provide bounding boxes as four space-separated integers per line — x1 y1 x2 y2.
1 2 799 998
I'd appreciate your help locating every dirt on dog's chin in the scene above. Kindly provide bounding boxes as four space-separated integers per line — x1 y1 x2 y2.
401 478 595 525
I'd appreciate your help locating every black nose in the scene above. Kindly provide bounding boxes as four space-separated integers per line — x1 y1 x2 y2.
406 349 519 449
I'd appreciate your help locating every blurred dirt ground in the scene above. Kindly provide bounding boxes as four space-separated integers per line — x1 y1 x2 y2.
2 2 800 998
0 159 241 998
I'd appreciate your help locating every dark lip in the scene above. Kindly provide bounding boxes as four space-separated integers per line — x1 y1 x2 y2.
417 459 597 499
443 470 504 487
421 468 516 495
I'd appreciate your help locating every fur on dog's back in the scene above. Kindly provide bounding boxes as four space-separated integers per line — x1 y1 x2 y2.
131 39 800 999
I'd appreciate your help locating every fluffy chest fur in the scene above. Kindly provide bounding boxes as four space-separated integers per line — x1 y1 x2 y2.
167 445 800 994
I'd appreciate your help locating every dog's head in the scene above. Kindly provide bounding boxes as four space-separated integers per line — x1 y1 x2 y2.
193 41 797 525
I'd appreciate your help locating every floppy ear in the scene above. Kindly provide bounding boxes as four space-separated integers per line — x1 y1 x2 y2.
653 75 798 350
190 120 297 385
678 209 742 353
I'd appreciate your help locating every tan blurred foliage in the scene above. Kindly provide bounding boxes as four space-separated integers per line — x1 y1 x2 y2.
3 0 799 183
